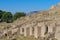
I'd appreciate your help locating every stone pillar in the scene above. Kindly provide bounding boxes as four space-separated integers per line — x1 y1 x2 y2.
20 27 22 34
30 27 32 36
26 27 30 36
48 26 53 33
37 27 41 38
55 26 60 40
34 27 38 38
41 25 45 37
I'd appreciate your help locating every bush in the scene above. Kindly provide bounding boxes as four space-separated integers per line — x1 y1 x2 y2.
13 12 26 20
2 12 13 23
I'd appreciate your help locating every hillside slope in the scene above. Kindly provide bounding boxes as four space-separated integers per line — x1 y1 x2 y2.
0 3 60 40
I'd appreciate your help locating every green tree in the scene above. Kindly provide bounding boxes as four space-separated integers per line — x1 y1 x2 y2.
2 12 13 23
0 10 2 18
13 12 26 20
0 10 4 22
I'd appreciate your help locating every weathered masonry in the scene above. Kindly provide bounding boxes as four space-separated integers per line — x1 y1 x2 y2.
19 20 60 40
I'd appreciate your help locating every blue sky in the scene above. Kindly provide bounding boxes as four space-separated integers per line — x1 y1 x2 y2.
0 0 60 14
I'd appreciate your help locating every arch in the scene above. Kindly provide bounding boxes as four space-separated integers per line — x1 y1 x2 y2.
44 25 48 35
5 33 7 36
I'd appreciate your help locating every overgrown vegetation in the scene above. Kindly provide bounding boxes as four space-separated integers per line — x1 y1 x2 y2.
0 10 26 23
13 12 26 20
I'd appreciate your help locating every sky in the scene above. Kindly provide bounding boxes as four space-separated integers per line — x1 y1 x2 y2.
0 0 60 14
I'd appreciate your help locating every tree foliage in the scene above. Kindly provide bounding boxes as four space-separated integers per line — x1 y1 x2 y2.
0 10 26 23
0 10 3 19
13 12 26 20
2 12 13 23
0 10 5 22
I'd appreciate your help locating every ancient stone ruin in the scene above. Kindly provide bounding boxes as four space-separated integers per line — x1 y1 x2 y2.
0 3 60 40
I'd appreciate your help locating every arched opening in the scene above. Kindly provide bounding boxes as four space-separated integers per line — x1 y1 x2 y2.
44 25 48 35
5 33 7 36
32 27 34 35
22 28 24 32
